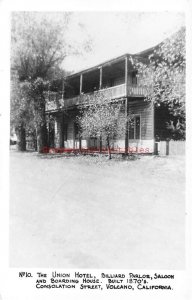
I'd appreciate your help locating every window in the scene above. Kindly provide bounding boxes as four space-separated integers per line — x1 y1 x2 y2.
129 115 141 139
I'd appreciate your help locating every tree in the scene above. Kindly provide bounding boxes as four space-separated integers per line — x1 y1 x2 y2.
11 12 92 152
77 91 126 159
11 12 70 152
131 27 185 140
11 12 71 80
10 73 35 151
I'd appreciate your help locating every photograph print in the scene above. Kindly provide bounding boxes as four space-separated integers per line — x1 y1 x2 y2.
10 11 185 269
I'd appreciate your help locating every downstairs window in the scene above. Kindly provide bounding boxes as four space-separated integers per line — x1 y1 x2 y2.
129 115 141 139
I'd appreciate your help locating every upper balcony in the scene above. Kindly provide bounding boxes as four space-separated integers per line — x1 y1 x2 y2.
45 54 150 112
45 84 149 112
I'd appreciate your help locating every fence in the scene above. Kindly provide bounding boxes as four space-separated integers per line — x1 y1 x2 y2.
155 141 185 156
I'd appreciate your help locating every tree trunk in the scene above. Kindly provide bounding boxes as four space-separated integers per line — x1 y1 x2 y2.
79 135 82 153
36 123 48 153
32 130 37 151
99 135 102 153
125 97 129 155
16 124 26 151
107 137 111 160
35 99 48 153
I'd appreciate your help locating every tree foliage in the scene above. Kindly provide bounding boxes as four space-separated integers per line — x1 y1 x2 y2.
10 73 34 150
131 27 185 139
77 91 126 158
11 12 92 151
11 12 71 81
11 74 31 128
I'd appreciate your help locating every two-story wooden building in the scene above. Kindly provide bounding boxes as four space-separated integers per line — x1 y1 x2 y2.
45 47 155 154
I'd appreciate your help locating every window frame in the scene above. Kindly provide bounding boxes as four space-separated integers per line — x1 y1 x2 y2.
128 114 141 140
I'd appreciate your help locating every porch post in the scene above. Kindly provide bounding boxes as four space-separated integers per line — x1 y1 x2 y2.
48 113 50 147
79 74 83 150
54 117 58 148
61 112 64 148
62 78 65 102
99 135 102 153
99 66 103 89
73 121 75 150
79 130 82 152
80 73 83 94
125 56 129 155
52 112 64 149
125 56 128 96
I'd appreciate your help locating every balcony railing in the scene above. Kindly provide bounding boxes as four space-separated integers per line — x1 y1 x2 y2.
45 84 149 112
103 83 126 98
128 85 148 97
45 92 64 111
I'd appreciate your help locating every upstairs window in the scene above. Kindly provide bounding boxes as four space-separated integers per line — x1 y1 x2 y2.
129 115 141 139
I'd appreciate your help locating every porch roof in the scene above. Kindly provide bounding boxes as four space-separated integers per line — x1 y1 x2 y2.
65 44 157 80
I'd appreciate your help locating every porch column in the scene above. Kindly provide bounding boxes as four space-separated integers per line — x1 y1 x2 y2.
73 121 75 150
99 66 103 89
125 56 129 155
79 74 83 150
61 112 64 148
79 129 82 152
62 78 65 101
125 56 128 96
80 73 83 94
47 113 50 147
54 115 63 148
54 118 58 147
99 135 102 153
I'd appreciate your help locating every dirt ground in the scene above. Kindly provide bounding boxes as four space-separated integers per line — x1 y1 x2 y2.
9 151 185 269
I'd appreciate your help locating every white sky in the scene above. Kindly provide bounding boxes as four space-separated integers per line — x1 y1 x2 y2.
64 11 185 73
